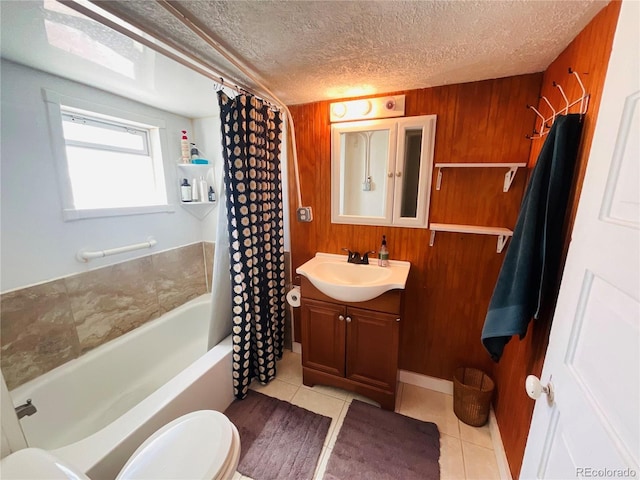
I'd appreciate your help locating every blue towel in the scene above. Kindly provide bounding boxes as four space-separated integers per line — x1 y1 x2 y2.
482 114 583 362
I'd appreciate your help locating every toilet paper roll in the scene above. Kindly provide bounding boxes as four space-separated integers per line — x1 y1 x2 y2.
286 286 301 307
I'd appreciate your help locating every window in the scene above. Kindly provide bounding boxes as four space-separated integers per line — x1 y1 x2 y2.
61 110 166 210
44 89 173 220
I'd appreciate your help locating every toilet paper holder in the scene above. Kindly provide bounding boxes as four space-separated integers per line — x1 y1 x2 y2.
286 285 301 307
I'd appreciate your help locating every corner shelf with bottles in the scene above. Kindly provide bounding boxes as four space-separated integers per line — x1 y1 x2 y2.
176 163 216 220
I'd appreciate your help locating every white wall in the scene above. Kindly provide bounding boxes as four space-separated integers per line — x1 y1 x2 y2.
0 60 207 292
193 116 223 243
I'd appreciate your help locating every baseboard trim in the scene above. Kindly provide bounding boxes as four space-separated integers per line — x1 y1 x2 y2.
489 408 513 480
292 341 302 354
398 370 454 395
400 369 511 479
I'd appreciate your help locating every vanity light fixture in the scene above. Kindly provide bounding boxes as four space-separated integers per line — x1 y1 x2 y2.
329 95 406 123
331 102 347 119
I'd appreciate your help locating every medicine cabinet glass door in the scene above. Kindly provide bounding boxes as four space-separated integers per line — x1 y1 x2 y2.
331 115 436 228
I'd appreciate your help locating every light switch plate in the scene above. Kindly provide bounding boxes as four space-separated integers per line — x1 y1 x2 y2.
296 206 313 222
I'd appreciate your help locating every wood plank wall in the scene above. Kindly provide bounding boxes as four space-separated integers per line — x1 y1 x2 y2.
287 73 542 381
491 2 622 478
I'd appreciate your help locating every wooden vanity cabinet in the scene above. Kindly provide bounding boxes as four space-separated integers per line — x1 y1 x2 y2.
300 277 402 410
302 299 346 377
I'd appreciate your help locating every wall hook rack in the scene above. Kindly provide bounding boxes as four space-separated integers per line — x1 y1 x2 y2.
525 129 541 140
526 68 590 140
553 81 570 114
527 105 547 137
540 96 556 124
569 68 588 115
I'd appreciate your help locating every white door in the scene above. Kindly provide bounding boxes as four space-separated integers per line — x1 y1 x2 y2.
521 1 640 478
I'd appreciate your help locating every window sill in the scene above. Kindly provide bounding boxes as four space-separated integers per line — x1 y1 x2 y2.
63 204 176 222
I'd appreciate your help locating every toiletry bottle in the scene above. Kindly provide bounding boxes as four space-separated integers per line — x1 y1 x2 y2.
191 177 199 201
190 143 200 160
208 186 216 202
180 130 190 163
378 235 389 267
180 178 192 202
199 176 207 204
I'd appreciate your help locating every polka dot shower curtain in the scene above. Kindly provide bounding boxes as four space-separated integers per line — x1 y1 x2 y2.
217 91 287 399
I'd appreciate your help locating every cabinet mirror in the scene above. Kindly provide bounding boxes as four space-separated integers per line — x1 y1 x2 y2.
331 115 436 228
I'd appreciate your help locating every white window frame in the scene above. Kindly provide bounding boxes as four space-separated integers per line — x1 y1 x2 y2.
61 112 151 156
43 88 174 221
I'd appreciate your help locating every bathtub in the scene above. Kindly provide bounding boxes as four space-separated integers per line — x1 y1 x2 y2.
9 294 234 480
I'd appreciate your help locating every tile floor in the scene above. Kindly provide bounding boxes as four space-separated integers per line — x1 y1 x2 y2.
232 350 501 480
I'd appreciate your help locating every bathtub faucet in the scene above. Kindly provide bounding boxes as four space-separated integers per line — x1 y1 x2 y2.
15 399 37 419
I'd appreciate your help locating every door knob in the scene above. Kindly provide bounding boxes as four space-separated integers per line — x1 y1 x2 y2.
346 316 352 323
338 315 344 321
525 375 554 404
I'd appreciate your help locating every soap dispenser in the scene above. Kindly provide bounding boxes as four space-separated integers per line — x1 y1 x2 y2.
378 235 389 267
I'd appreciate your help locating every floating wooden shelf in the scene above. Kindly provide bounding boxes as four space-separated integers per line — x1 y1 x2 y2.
429 223 514 253
434 163 528 192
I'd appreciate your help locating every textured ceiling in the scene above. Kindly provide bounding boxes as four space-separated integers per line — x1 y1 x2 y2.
96 0 609 105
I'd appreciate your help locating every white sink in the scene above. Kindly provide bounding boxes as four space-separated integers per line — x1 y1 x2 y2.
296 253 411 302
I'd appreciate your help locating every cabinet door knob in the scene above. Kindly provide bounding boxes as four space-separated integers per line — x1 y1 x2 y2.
338 315 345 321
396 318 400 322
396 171 402 177
387 172 393 178
346 316 352 323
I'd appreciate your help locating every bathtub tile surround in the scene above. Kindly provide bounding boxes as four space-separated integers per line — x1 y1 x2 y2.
1 242 209 390
204 241 215 292
9 297 235 478
65 257 159 354
152 243 207 314
0 280 80 391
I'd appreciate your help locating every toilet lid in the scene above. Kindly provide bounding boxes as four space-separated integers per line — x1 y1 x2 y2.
117 410 234 480
0 448 91 480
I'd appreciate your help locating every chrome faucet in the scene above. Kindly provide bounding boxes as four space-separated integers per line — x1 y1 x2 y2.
342 248 376 265
15 399 37 419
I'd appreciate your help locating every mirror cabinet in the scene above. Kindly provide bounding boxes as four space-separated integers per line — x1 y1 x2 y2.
331 115 436 228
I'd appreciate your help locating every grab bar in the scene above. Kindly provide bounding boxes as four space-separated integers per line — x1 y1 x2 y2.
77 238 157 262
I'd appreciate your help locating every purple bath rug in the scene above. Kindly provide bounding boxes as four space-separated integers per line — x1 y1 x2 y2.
324 400 440 480
224 390 331 480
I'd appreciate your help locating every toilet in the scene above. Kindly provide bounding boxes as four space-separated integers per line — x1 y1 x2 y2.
0 410 241 480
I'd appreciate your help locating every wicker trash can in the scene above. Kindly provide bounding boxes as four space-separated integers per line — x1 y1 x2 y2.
453 367 495 427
